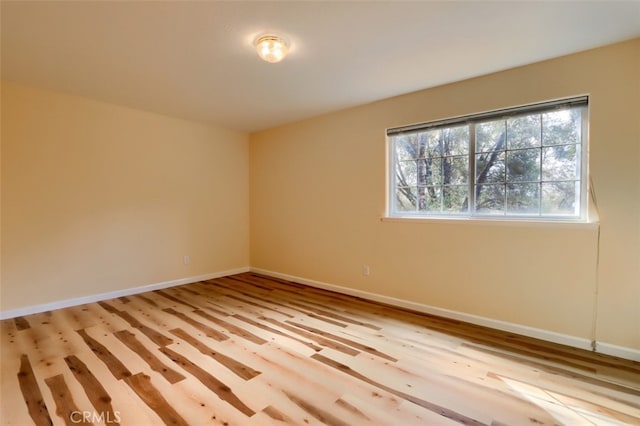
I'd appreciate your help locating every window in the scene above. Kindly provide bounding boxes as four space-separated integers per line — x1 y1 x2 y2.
388 97 588 221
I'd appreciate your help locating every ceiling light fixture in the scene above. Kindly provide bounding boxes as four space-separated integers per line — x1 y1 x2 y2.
254 34 289 63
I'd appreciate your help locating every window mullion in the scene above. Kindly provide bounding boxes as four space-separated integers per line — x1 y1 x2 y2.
389 138 396 216
469 123 476 217
538 114 543 216
580 106 589 219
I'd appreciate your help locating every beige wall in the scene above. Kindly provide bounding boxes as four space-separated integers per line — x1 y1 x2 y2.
250 39 640 350
1 82 249 311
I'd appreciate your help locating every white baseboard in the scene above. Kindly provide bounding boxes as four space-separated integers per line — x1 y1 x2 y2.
596 342 640 362
0 267 250 320
250 268 600 353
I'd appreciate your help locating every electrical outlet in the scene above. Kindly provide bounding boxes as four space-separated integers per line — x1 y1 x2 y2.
183 255 190 265
362 265 370 276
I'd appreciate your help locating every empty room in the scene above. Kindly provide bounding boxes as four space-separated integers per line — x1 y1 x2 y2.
1 1 639 425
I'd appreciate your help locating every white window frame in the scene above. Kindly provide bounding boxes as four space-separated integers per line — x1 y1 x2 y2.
386 96 589 222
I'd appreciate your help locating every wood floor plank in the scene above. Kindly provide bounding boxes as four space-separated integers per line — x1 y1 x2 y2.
114 329 186 384
261 316 360 356
68 351 163 426
334 397 372 423
232 313 323 352
58 306 99 332
163 307 229 342
2 323 37 425
154 290 200 310
158 346 256 417
163 286 233 317
261 405 296 424
231 276 380 330
64 355 121 426
169 327 261 380
133 294 160 308
17 354 53 426
203 303 233 317
14 316 31 331
338 392 460 426
124 373 188 426
311 352 487 425
206 279 299 318
44 374 90 425
192 308 268 345
244 337 427 425
283 300 382 330
99 302 174 347
286 319 397 362
283 391 351 426
225 277 339 321
76 329 132 380
335 347 563 425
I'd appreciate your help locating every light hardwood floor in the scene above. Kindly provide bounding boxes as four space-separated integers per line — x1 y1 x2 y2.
1 273 639 425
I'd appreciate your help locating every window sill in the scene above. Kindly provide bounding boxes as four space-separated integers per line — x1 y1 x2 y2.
380 215 600 229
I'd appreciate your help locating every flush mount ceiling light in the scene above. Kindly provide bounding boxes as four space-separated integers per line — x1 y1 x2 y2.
254 34 289 63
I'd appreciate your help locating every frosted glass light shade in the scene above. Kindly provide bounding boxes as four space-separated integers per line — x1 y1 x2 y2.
255 35 289 63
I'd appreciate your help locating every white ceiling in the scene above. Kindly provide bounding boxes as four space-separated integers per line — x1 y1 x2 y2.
2 1 639 133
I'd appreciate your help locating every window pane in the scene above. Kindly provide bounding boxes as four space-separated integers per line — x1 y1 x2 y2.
476 120 506 153
542 109 581 146
443 186 468 213
476 152 505 183
541 182 578 215
443 125 469 155
424 129 443 157
507 183 540 214
394 135 419 160
418 186 442 212
507 115 541 149
475 184 505 214
507 149 540 182
417 157 442 186
444 156 468 185
397 160 417 186
395 187 417 212
542 145 579 180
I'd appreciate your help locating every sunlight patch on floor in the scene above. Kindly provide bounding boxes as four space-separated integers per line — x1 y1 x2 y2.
499 375 630 426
